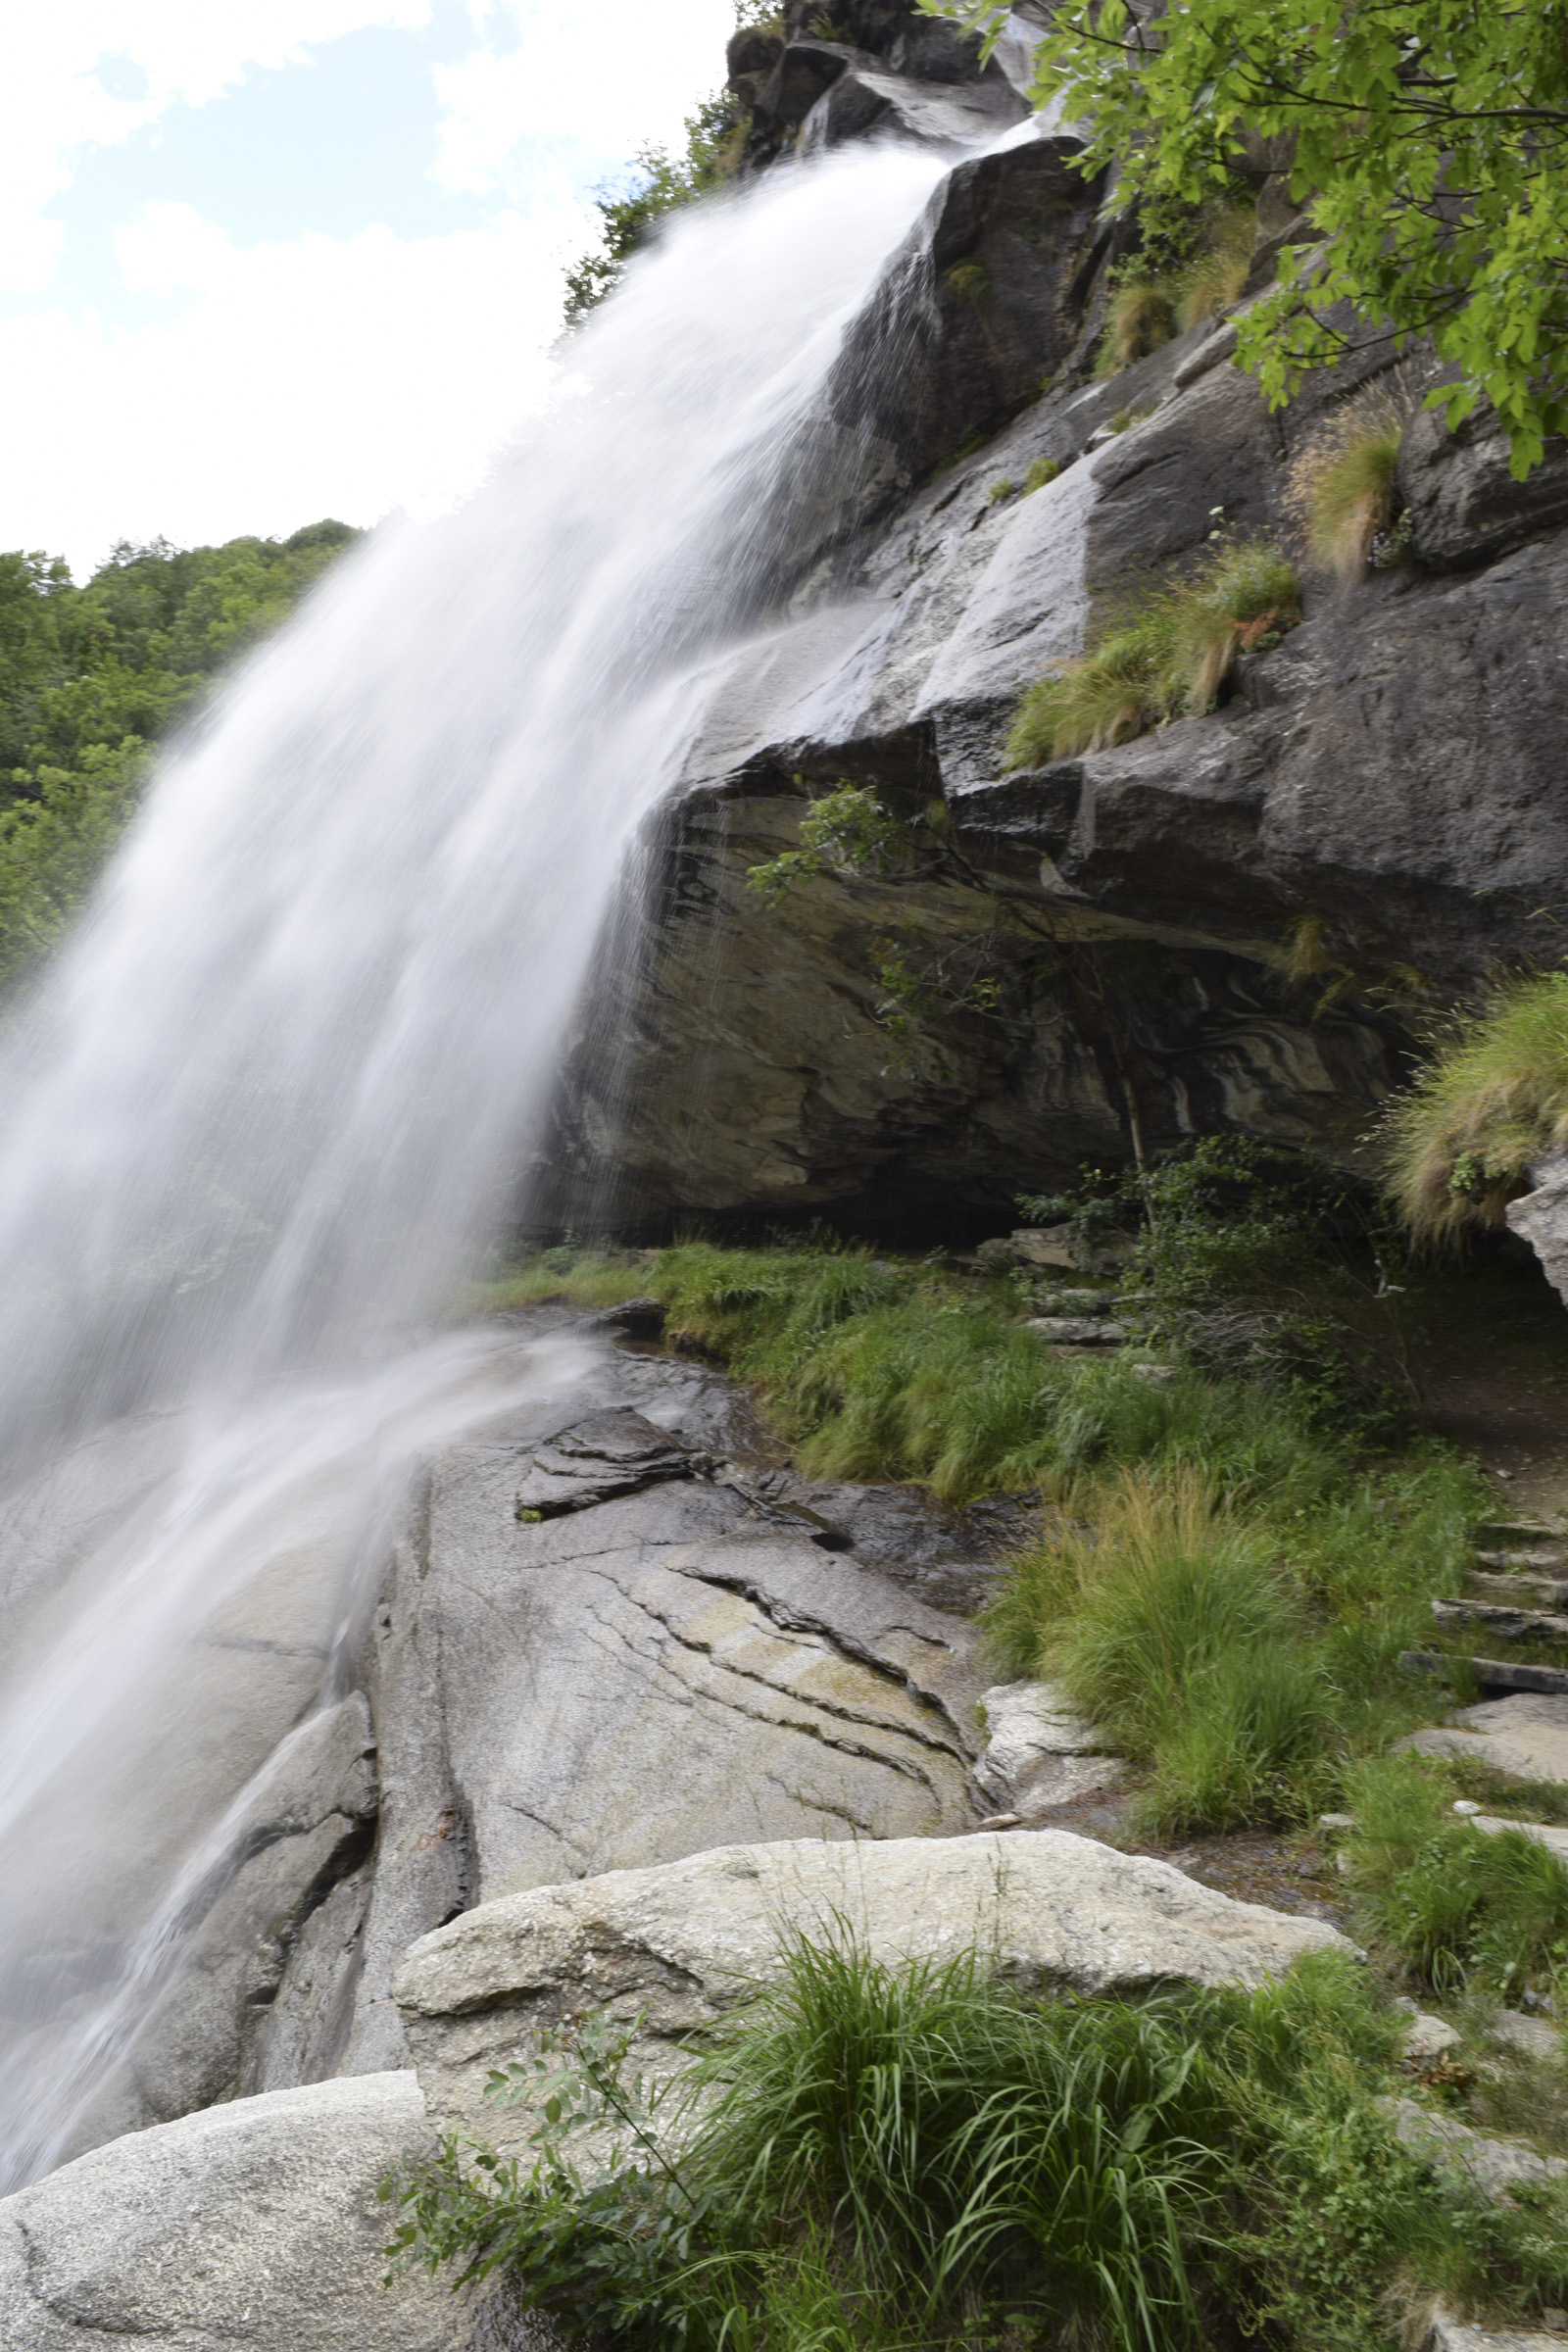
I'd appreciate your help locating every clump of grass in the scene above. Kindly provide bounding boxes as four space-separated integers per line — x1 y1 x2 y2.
1173 206 1254 331
1005 532 1300 763
461 1244 654 1314
1380 968 1568 1242
390 1935 1568 2350
986 476 1013 504
1095 276 1179 378
1285 380 1411 586
1094 208 1255 381
1348 1752 1568 1999
647 1241 1358 1504
1025 454 1060 492
986 1467 1335 1834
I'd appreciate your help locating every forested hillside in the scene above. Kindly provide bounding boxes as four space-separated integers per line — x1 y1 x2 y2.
0 519 359 994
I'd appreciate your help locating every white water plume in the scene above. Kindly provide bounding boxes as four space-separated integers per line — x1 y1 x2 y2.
0 137 958 2187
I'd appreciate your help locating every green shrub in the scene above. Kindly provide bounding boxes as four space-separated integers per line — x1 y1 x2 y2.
1025 455 1061 492
1285 382 1410 585
1381 968 1568 1242
986 477 1013 504
1006 533 1300 763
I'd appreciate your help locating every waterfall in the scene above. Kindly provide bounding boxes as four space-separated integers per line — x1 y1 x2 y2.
0 138 956 2186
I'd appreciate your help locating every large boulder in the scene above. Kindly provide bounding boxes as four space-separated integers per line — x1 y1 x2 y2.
392 1828 1352 2151
0 2073 464 2351
335 1355 997 2077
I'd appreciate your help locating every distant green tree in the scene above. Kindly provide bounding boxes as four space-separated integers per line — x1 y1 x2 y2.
0 519 360 994
562 94 750 330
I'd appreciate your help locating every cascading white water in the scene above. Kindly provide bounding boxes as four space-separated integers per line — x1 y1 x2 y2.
0 137 963 2187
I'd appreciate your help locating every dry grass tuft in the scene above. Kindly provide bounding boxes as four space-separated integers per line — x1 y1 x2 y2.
1284 380 1412 585
1381 968 1568 1241
1095 277 1180 378
1175 208 1255 331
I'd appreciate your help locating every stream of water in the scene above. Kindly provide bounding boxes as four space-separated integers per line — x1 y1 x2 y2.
0 137 960 2187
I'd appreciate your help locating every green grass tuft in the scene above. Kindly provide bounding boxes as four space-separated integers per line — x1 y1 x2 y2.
1381 968 1568 1242
1348 1751 1568 1999
388 1933 1568 2349
1025 455 1061 492
1005 533 1301 764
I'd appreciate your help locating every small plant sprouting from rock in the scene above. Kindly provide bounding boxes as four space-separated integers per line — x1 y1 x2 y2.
1006 529 1301 763
744 782 908 907
1095 206 1256 380
1380 966 1568 1242
987 477 1014 504
1284 379 1414 586
1267 909 1431 1019
1025 455 1060 492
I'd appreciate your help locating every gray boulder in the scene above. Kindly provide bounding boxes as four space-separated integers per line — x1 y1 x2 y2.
975 1680 1122 1812
0 2072 462 2350
1397 398 1568 572
393 1828 1351 2153
1507 1152 1568 1310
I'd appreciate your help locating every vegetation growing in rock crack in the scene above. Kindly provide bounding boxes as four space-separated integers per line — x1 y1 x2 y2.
928 0 1568 477
1005 530 1300 762
1094 208 1256 381
1380 968 1568 1242
1284 380 1415 586
386 1933 1568 2347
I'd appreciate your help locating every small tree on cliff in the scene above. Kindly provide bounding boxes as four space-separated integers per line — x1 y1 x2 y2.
924 0 1568 479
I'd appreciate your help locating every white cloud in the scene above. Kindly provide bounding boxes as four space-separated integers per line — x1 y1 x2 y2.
1 0 745 571
0 2 434 296
2 201 591 571
432 0 735 203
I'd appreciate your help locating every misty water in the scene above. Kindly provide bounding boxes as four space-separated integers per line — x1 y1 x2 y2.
0 138 965 2186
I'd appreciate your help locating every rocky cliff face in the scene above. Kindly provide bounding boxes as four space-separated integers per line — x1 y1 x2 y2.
526 7 1568 1241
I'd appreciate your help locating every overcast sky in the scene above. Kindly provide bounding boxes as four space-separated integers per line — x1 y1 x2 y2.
2 1 738 578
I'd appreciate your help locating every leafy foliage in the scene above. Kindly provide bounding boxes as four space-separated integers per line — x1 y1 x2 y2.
1380 968 1568 1241
744 783 909 907
1005 531 1300 763
0 522 359 993
926 0 1568 479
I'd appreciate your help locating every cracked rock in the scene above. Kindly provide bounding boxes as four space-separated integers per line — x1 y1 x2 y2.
514 1408 694 1519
